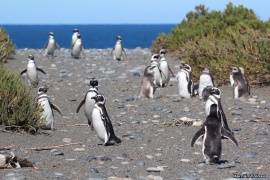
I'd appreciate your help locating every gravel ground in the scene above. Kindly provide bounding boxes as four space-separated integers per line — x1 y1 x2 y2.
1 48 270 180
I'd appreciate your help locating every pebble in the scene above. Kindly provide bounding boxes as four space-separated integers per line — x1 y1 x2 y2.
5 173 25 180
180 159 191 163
146 175 163 180
231 110 242 116
153 105 163 111
89 168 99 173
216 162 236 169
256 130 268 135
153 115 161 119
183 107 190 112
121 162 130 165
146 155 154 159
87 155 97 162
51 151 64 156
62 138 72 143
73 148 85 152
232 127 241 131
179 177 197 180
242 152 257 158
146 167 162 172
137 161 145 166
101 156 112 161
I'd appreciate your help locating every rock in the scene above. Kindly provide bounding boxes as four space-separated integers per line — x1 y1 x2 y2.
216 162 236 169
180 159 191 163
73 148 85 152
146 167 162 172
133 72 140 77
242 152 257 158
51 151 64 156
89 168 99 173
256 130 268 135
147 175 163 180
101 156 112 161
183 107 190 112
153 105 163 111
232 127 241 131
62 138 72 143
146 155 154 159
87 155 97 162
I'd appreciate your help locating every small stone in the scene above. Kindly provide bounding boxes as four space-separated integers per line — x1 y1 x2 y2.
179 177 197 180
146 155 154 159
54 173 64 178
126 97 135 102
121 162 130 165
183 107 190 112
73 148 85 152
147 175 163 180
153 115 161 119
89 168 99 173
153 105 163 111
51 151 64 156
137 161 145 166
216 163 236 169
87 155 97 162
242 152 257 158
133 72 140 77
231 110 242 116
146 167 161 172
101 156 112 161
196 163 205 167
256 130 268 135
180 159 191 163
232 127 241 131
62 138 72 143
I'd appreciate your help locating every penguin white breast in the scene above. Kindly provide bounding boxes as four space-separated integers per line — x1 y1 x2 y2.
71 40 82 57
27 62 38 83
47 39 55 54
71 34 78 45
38 99 54 128
160 61 169 79
114 43 123 59
92 108 108 142
84 92 97 120
177 71 190 97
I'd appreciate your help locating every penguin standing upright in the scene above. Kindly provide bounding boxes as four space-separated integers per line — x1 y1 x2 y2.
139 66 156 99
43 32 60 58
202 86 232 133
71 34 84 59
20 54 46 88
230 66 250 100
159 49 175 87
76 78 99 129
37 86 63 130
110 36 126 60
198 68 214 99
70 28 79 50
91 94 121 146
191 104 238 164
176 63 194 98
150 54 162 87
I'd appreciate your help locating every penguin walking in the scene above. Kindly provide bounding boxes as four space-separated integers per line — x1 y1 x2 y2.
139 66 156 99
159 49 175 87
91 93 121 146
70 28 79 50
176 63 194 98
43 32 60 58
202 86 232 133
37 86 63 130
110 36 126 60
230 66 250 100
76 78 99 129
191 104 238 164
71 34 85 59
20 54 46 88
198 68 214 99
150 54 162 87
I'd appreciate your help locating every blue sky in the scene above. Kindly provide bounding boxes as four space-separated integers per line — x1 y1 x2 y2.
1 0 269 24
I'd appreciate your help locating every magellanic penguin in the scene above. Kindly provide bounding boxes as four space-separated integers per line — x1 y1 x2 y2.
20 54 46 88
230 66 250 100
139 65 156 99
43 32 61 58
198 68 215 99
150 54 162 87
202 86 232 133
191 104 238 164
37 86 63 130
76 78 99 130
70 28 79 50
91 93 122 146
110 36 126 60
176 63 194 98
71 34 85 59
159 49 175 87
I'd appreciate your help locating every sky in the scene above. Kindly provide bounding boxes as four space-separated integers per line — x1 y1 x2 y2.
1 0 269 24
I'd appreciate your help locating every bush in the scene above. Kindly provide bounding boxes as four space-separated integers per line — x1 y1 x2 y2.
0 28 15 63
0 67 43 134
151 3 270 86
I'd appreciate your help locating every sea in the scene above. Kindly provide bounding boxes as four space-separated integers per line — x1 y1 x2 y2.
2 24 176 49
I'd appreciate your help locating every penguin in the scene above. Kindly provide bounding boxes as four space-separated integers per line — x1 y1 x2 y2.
70 28 79 49
91 93 122 146
230 66 250 100
159 49 175 87
139 65 156 99
202 86 232 133
198 68 214 99
43 32 60 58
176 63 194 98
37 86 63 130
20 54 46 88
76 78 99 129
110 35 126 60
191 104 238 164
150 54 162 87
71 33 84 59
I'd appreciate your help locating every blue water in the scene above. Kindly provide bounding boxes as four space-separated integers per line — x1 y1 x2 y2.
2 24 176 49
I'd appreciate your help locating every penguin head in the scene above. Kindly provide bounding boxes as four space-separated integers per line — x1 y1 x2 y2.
89 78 98 88
144 65 155 76
77 34 81 39
91 93 106 105
202 67 210 74
116 36 122 40
38 86 49 93
73 28 79 33
231 66 240 74
210 87 221 96
202 86 213 101
28 54 34 60
150 54 160 62
159 49 167 55
180 63 191 72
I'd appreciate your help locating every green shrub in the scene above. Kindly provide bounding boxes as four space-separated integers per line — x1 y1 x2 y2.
151 3 270 86
0 68 43 134
0 28 15 63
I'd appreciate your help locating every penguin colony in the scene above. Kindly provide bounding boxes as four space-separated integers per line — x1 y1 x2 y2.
18 29 249 162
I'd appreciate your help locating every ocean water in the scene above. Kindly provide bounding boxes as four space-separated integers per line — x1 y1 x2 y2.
2 24 176 49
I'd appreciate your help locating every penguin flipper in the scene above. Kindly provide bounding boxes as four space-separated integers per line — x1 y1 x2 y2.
221 127 238 147
43 42 48 50
37 67 46 75
76 98 85 113
55 42 61 50
20 69 27 75
50 101 63 116
191 127 205 147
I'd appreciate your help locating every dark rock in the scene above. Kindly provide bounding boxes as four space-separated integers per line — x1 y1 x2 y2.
51 151 64 156
232 127 241 131
89 168 99 173
126 97 135 102
87 155 97 162
133 72 140 77
100 156 112 161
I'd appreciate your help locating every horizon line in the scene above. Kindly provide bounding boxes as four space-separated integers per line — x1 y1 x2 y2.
1 23 178 26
